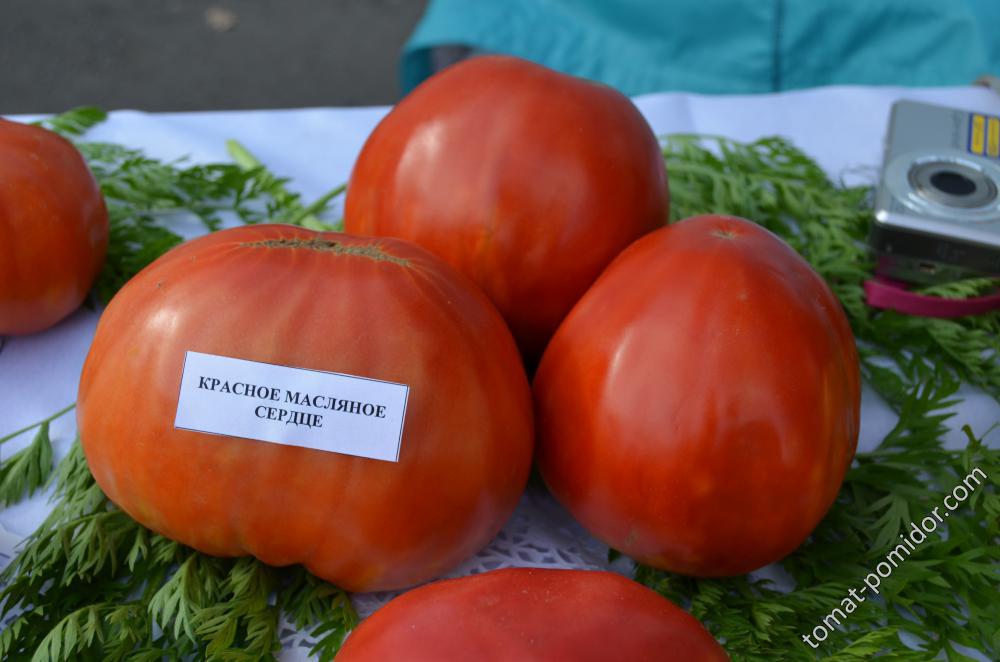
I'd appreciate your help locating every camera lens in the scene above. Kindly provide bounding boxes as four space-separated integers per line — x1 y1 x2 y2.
908 159 998 209
929 170 976 197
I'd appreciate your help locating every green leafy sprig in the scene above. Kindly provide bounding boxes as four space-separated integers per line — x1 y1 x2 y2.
0 404 74 507
637 372 999 661
2 111 998 660
663 134 1000 403
1 108 355 660
0 443 357 661
35 107 346 302
638 135 1000 660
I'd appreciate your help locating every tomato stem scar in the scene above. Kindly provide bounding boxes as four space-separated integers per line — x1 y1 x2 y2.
243 238 409 264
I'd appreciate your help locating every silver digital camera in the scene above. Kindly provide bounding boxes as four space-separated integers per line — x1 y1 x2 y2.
872 100 1000 284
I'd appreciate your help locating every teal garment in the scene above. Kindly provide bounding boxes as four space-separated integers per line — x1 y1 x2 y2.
402 0 1000 95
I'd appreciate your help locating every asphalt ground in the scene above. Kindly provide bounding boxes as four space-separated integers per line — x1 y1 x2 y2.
0 0 428 114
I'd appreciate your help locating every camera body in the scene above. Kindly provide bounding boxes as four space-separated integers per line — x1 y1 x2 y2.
872 100 1000 284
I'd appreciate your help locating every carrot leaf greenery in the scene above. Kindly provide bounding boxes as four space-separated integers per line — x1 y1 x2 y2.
645 135 999 661
1 108 996 660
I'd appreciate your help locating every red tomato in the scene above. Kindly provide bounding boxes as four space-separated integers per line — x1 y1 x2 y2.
0 119 108 335
344 55 669 365
338 568 729 661
78 225 533 592
534 216 860 576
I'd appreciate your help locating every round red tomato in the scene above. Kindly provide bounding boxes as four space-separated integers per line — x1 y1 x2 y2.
78 224 533 592
338 567 729 661
534 216 860 576
0 118 108 335
344 55 669 365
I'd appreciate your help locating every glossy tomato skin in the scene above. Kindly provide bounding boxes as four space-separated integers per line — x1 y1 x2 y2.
0 118 108 335
78 225 533 592
535 216 860 576
338 568 729 661
344 55 669 364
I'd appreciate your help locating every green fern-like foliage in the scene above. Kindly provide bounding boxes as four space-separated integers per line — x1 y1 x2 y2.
1 110 997 660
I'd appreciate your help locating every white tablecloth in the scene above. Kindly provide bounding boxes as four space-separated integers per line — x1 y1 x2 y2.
2 85 999 659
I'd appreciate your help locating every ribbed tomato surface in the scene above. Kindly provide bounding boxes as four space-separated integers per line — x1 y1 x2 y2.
78 224 533 591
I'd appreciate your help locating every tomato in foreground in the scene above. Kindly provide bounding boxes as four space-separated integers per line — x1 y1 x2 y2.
534 216 861 576
0 118 108 335
345 55 669 365
78 225 533 592
338 568 729 661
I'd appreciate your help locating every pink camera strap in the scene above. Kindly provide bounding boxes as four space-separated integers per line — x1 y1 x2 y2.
865 276 1000 318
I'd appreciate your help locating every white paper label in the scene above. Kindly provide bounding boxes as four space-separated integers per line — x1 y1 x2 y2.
174 351 409 462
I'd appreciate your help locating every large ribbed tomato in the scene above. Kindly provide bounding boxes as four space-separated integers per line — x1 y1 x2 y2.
535 216 860 576
344 55 669 364
338 568 729 661
0 118 108 335
78 224 533 592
